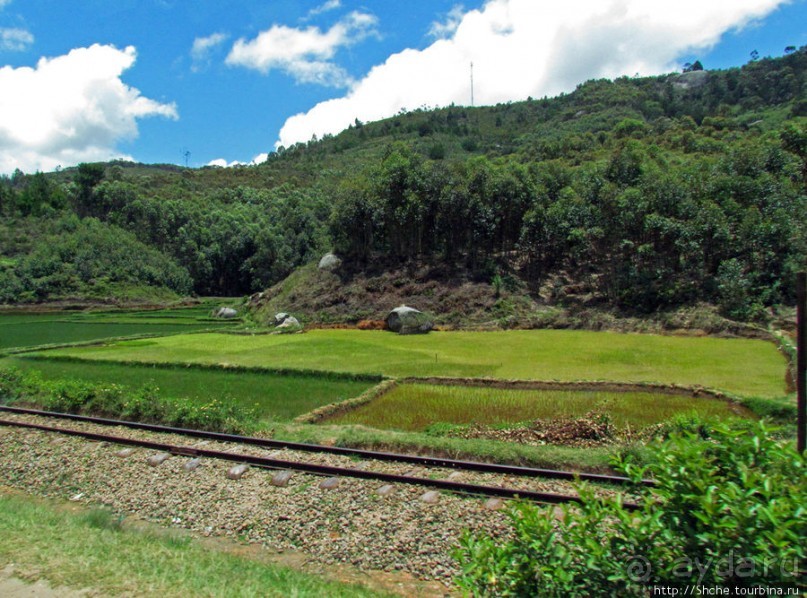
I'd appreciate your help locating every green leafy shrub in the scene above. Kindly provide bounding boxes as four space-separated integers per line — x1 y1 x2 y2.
0 367 255 434
455 422 806 595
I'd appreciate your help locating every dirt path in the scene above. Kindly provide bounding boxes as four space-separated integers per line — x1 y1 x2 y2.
0 566 94 597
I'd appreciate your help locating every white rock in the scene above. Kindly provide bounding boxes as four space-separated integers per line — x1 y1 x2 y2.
318 252 342 270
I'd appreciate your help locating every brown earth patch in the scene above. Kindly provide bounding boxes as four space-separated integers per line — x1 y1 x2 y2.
453 412 619 448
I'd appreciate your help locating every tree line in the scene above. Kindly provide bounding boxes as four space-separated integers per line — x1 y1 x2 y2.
0 47 804 319
330 120 805 318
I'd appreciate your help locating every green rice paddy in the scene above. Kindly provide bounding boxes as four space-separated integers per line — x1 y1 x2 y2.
327 383 752 431
0 308 234 351
3 310 785 436
1 356 372 422
42 329 787 397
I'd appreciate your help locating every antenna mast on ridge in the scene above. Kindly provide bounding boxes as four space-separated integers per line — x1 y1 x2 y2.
470 62 474 107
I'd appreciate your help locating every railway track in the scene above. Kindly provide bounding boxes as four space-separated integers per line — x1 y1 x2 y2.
0 405 646 509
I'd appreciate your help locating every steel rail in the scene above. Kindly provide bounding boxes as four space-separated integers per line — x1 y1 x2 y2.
0 417 642 509
0 405 653 487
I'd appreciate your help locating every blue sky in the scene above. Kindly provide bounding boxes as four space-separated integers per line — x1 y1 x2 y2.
0 0 804 174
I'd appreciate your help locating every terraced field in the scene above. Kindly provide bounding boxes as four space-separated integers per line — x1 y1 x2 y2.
2 310 791 454
328 383 754 431
40 329 787 397
0 308 235 351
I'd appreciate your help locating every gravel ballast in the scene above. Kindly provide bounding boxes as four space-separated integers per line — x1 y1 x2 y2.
0 414 628 583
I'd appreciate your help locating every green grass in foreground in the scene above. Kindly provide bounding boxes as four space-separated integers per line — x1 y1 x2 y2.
327 384 753 432
0 492 382 598
1 357 373 422
43 329 787 397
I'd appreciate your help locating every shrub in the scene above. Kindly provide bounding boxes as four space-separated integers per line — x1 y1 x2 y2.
455 422 806 595
0 367 254 434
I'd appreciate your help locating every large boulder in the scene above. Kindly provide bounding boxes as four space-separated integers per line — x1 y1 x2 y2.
385 305 433 335
274 312 290 326
276 315 299 328
275 315 301 332
318 252 342 271
214 307 238 319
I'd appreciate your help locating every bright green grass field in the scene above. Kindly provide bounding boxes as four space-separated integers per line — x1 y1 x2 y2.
1 357 372 422
328 383 752 431
42 329 787 397
0 310 232 351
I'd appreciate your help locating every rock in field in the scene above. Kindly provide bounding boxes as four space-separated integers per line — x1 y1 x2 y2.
385 305 433 335
275 315 301 333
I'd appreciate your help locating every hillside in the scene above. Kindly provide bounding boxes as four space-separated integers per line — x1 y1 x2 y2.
1 48 805 326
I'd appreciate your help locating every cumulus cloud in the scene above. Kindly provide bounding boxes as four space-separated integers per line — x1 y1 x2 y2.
429 5 466 39
0 44 178 174
225 10 378 87
276 0 786 148
191 32 229 71
0 27 33 51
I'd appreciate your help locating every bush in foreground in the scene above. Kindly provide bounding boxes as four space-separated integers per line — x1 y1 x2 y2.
455 423 806 596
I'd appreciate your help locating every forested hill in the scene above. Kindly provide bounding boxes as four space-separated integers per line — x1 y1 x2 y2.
0 48 805 323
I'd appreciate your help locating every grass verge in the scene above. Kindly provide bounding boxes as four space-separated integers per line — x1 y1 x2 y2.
0 490 383 597
268 422 626 472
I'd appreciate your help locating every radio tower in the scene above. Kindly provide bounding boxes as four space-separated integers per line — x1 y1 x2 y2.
470 62 474 107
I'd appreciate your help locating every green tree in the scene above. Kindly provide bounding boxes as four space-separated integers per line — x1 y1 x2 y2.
73 162 106 218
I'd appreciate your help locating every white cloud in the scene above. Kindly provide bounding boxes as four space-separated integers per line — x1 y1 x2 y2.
225 10 378 87
191 32 229 71
0 44 178 174
206 152 268 168
206 158 241 168
429 5 466 39
0 27 33 52
306 0 342 19
276 0 787 148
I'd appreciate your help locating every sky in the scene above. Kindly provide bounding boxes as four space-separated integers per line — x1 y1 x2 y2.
0 0 804 175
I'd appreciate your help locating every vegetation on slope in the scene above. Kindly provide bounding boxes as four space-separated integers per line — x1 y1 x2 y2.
0 48 804 324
